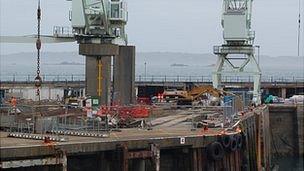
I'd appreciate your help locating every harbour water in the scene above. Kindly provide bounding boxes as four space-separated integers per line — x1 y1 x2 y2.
1 63 303 82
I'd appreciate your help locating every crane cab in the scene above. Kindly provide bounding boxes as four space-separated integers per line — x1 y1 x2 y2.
222 0 254 45
71 0 128 44
108 0 128 22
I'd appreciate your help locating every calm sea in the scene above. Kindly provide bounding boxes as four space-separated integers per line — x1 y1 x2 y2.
0 64 303 82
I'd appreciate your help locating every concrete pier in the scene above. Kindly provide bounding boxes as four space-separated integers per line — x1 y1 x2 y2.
78 44 136 105
0 107 272 171
86 56 111 104
113 46 136 105
80 44 119 105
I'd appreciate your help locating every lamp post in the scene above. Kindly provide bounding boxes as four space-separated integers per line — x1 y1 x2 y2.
144 62 147 81
298 0 301 57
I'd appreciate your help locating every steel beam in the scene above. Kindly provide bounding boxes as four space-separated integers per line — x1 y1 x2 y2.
0 35 75 43
213 46 255 55
128 151 153 159
0 156 66 169
212 45 262 105
151 144 160 171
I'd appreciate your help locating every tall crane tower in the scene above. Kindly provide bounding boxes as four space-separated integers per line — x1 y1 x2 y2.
1 0 135 105
213 0 261 105
68 0 135 105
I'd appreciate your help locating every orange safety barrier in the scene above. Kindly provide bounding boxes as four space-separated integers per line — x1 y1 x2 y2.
11 97 17 107
97 106 150 118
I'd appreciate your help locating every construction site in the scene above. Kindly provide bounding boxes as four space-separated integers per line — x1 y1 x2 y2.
0 0 304 171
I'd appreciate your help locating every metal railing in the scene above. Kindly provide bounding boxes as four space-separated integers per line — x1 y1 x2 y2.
213 45 255 54
53 26 74 38
1 74 303 84
0 74 85 82
135 75 304 83
0 105 109 140
223 97 238 127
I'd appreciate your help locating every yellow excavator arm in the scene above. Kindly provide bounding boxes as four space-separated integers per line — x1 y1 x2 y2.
186 85 223 101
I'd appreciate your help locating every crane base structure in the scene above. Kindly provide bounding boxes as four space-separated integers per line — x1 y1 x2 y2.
212 45 262 105
79 44 135 105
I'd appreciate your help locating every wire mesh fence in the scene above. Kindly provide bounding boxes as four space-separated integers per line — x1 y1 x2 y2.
1 74 303 83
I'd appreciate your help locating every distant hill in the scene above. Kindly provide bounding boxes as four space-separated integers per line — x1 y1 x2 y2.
1 52 83 66
1 51 303 69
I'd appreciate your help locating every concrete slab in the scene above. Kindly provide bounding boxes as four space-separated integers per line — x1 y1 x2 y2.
0 127 232 159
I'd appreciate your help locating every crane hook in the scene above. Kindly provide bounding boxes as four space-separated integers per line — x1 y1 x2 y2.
35 0 42 96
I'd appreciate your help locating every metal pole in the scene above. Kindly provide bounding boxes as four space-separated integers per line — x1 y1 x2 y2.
98 120 100 133
65 105 67 133
9 106 12 132
20 122 23 133
111 56 115 105
93 119 95 131
27 121 30 133
191 110 196 131
148 106 153 130
144 62 147 81
105 113 109 131
297 0 301 57
62 152 67 171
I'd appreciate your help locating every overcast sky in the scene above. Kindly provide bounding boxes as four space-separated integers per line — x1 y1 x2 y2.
0 0 303 56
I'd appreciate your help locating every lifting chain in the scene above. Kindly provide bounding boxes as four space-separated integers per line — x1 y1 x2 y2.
34 0 42 97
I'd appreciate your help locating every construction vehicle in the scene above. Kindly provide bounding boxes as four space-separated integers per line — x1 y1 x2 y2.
64 88 85 108
163 89 188 101
163 85 239 106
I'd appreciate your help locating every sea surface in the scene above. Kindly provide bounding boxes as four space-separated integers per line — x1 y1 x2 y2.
0 64 303 82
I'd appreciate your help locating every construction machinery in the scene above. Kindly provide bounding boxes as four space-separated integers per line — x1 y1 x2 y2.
163 85 239 106
212 0 261 105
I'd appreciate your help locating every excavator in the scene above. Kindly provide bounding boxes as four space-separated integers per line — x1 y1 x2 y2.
163 85 243 107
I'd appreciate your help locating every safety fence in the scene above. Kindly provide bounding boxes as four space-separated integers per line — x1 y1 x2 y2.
223 96 238 127
1 74 303 83
0 101 244 144
136 75 304 83
0 104 150 137
0 113 110 141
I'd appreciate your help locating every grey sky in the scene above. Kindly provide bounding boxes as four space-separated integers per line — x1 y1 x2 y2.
0 0 303 56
